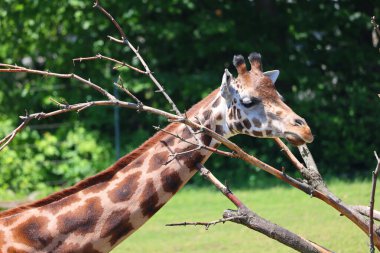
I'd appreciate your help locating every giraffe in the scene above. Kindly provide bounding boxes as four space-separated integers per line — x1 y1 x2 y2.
0 53 313 253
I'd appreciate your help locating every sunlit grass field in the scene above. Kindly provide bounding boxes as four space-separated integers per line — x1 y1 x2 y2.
112 180 378 253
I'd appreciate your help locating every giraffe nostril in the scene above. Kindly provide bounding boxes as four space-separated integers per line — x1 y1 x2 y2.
294 118 306 127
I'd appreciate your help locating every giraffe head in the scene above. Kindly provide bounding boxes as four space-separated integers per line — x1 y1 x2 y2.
220 52 313 146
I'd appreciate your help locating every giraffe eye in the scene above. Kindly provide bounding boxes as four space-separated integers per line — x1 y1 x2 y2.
241 98 261 108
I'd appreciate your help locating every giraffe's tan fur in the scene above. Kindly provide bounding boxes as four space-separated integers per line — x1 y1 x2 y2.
0 53 313 252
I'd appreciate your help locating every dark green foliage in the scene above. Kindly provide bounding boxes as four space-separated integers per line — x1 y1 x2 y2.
0 1 379 191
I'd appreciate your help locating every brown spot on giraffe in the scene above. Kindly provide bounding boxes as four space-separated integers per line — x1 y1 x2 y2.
202 109 212 120
57 197 103 235
49 240 63 253
46 195 81 213
82 243 102 253
211 97 221 108
100 209 133 246
215 125 224 135
252 130 263 137
108 171 142 203
55 242 80 253
127 155 145 170
7 247 28 253
265 130 273 136
234 122 243 132
139 179 160 217
12 216 53 249
200 133 212 146
228 109 233 120
181 127 193 140
175 146 206 171
242 119 251 129
216 113 223 121
161 168 183 193
237 108 242 119
148 151 170 172
200 124 212 146
161 135 175 147
252 118 262 128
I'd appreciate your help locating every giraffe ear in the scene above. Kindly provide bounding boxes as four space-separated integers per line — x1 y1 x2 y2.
220 68 233 101
263 70 280 84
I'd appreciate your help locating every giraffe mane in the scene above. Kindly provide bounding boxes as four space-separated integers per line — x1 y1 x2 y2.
0 88 220 219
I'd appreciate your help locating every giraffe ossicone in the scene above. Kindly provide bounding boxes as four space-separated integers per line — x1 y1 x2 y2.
0 52 313 252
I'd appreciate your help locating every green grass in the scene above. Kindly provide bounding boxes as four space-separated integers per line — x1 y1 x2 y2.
112 180 378 253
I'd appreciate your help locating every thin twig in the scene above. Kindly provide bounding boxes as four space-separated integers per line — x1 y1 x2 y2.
0 64 116 101
195 163 243 208
274 137 305 171
0 120 30 151
114 76 143 107
73 53 146 74
93 0 127 40
370 151 380 253
166 216 244 230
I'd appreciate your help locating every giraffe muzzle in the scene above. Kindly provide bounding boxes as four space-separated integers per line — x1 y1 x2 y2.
284 128 314 146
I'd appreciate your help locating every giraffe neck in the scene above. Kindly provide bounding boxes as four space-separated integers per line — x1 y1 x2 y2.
0 89 230 253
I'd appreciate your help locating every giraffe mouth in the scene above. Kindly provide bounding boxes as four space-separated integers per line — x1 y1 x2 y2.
284 132 313 146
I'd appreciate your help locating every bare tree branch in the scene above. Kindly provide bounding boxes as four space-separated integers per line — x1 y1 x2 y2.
274 139 380 248
223 208 332 253
166 216 244 230
370 151 380 253
0 119 30 151
274 137 305 171
195 163 243 208
114 76 144 108
94 2 182 117
166 163 331 252
73 54 147 74
0 64 116 100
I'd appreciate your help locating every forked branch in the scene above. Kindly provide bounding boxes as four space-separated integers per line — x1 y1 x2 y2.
166 163 332 253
